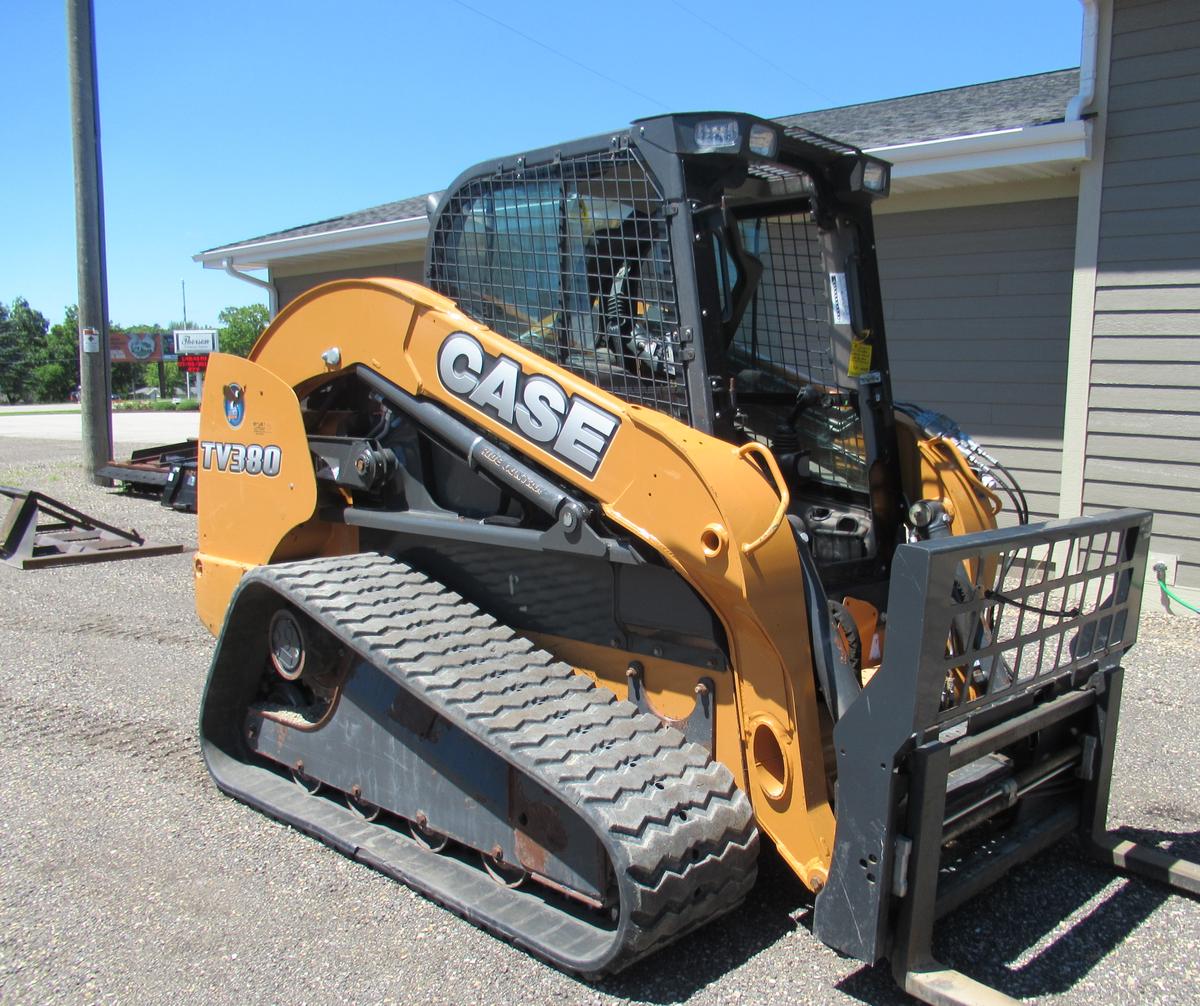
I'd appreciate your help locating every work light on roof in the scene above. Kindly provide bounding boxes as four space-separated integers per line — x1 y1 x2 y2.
862 160 888 193
748 124 778 158
694 119 740 151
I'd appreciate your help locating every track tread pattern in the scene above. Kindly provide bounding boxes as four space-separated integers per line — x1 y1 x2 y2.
246 552 758 974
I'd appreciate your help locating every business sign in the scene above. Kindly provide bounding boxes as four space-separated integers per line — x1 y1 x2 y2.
174 329 218 355
109 331 177 362
178 353 211 373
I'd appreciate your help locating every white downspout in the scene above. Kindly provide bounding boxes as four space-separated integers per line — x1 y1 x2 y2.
1057 0 1111 551
221 257 279 318
1066 0 1099 120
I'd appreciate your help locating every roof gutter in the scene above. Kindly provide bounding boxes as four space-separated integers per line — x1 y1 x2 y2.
868 119 1090 181
1066 0 1099 120
222 257 272 291
197 215 430 272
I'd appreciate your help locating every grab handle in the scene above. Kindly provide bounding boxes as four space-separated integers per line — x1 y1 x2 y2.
736 442 790 556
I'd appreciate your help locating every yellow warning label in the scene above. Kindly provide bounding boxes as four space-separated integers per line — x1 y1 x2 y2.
848 339 873 377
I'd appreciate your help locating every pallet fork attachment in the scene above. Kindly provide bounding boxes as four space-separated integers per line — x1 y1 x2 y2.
0 486 184 569
813 508 1200 1005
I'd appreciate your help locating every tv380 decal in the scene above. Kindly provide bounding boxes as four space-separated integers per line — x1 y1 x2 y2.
436 331 619 477
200 440 282 477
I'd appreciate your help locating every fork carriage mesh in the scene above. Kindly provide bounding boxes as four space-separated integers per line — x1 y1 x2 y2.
912 510 1151 729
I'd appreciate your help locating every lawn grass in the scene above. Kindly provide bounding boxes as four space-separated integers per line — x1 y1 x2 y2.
113 399 200 412
2 400 200 416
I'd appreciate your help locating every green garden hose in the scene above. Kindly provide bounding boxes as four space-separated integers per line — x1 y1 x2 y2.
1155 564 1200 615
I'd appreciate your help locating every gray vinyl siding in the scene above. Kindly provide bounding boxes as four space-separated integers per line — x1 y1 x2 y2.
875 199 1077 524
1085 0 1200 590
273 261 426 310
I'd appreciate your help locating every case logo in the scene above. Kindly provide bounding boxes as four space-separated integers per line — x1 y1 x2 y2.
436 332 619 477
223 383 246 428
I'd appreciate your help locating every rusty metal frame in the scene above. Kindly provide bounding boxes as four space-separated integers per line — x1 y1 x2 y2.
98 440 199 513
0 486 184 569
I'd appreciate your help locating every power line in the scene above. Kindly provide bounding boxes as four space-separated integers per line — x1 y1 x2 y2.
665 0 833 105
448 0 670 111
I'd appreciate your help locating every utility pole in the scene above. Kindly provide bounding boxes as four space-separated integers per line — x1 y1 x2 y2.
181 280 190 400
66 0 113 484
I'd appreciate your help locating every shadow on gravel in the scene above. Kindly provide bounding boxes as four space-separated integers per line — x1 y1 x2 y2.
593 848 811 1003
594 827 1199 1004
834 829 1200 1004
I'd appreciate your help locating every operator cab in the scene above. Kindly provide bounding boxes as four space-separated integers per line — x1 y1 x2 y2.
426 112 902 590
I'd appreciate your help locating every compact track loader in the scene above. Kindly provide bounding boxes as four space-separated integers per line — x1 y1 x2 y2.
195 113 1198 1003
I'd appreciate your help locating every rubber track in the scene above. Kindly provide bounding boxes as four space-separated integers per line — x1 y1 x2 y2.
234 553 758 975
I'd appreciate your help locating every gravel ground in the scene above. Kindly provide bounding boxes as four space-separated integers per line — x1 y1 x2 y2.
0 439 1197 1006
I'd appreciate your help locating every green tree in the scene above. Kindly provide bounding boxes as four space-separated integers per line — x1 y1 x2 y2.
0 297 51 402
217 303 269 358
31 304 81 402
0 301 11 402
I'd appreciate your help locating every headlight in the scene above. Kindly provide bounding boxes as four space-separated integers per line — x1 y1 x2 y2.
861 160 889 193
694 119 740 151
748 123 778 158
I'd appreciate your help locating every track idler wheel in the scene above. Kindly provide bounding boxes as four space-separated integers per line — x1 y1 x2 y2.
269 608 307 681
260 605 344 732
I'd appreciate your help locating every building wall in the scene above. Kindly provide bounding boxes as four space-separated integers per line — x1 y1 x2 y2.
267 202 1083 529
875 198 1079 522
1085 0 1200 590
273 261 426 310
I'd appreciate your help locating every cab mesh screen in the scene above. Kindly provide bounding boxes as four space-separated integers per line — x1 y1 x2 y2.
427 148 688 419
726 210 863 489
730 211 837 390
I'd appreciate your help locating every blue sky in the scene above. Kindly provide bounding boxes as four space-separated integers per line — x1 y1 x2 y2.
2 0 1083 329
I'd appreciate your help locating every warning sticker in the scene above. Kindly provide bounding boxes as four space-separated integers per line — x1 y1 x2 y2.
829 272 851 326
848 339 873 377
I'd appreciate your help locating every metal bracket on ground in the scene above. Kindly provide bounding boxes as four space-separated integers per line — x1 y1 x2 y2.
0 486 185 569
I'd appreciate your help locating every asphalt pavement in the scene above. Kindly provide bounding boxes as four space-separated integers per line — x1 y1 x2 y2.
0 438 1197 1005
0 405 199 444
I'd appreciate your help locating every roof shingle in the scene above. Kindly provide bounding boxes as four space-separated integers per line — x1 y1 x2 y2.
776 68 1079 148
201 193 437 254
